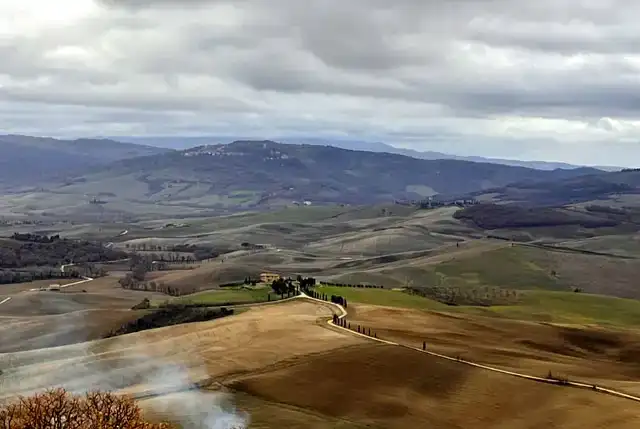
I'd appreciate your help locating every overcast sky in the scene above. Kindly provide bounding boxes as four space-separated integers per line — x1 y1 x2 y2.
3 0 640 166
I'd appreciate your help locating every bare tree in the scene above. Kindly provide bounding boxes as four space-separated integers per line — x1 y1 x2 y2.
0 388 175 429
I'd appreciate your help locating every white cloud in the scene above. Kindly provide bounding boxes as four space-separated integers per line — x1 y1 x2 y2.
2 0 640 166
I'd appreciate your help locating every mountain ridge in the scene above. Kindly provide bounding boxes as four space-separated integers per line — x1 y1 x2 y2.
110 135 622 172
52 140 603 211
0 135 171 190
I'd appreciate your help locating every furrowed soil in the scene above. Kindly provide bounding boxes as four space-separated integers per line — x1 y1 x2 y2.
345 303 640 396
227 343 640 429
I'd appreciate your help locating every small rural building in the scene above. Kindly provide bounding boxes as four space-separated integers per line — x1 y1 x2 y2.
260 272 281 283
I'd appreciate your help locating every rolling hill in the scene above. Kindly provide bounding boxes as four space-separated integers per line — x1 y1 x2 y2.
0 135 171 190
114 136 623 171
41 140 602 214
466 169 640 207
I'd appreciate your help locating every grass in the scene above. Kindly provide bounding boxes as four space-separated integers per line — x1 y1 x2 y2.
316 285 640 327
171 286 276 306
314 285 448 311
561 235 640 257
474 290 640 327
428 246 561 290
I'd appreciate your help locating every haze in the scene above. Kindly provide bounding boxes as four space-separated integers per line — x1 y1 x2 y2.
2 0 640 166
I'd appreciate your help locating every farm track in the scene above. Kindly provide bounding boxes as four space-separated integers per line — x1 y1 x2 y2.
300 293 640 404
129 293 640 409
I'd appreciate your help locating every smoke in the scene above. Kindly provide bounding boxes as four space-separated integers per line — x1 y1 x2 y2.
0 328 249 428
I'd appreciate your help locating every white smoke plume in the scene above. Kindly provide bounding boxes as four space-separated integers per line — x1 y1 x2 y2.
0 315 249 428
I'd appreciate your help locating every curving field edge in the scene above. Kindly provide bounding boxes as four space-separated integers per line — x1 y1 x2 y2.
297 292 640 404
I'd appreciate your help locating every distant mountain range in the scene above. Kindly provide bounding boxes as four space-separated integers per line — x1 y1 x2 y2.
0 135 169 190
49 140 602 212
111 136 622 172
1 135 637 218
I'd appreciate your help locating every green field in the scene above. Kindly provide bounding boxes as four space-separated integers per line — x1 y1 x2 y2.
314 286 640 327
427 246 562 290
474 291 640 327
314 286 448 311
172 286 276 305
561 235 640 257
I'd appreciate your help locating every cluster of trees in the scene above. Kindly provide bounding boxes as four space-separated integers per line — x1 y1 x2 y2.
0 268 81 285
0 388 175 429
240 242 266 250
123 243 224 261
417 199 479 210
268 275 321 298
0 234 125 285
454 203 619 230
407 286 519 307
584 204 640 227
105 305 234 337
118 254 195 296
0 235 126 268
119 276 193 297
11 233 61 243
0 219 43 226
243 277 258 286
271 277 297 298
298 275 317 289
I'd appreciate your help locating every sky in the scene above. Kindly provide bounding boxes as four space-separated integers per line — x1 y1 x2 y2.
2 0 640 166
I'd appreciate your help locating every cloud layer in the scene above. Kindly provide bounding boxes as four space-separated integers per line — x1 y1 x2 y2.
2 0 640 165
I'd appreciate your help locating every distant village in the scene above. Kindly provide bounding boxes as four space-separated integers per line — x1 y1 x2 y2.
395 198 480 209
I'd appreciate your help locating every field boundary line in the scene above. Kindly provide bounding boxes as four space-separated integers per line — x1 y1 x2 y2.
60 277 94 289
298 293 640 404
27 276 94 291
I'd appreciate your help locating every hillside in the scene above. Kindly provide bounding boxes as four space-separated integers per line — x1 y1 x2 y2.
37 140 602 216
467 169 640 207
115 136 622 171
0 135 170 190
282 138 621 171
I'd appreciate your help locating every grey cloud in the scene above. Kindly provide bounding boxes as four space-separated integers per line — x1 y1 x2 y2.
3 0 640 165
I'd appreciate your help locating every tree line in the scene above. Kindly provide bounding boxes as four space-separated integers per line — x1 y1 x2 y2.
104 305 234 337
407 285 520 307
123 243 226 261
118 253 196 296
0 268 80 285
321 281 385 289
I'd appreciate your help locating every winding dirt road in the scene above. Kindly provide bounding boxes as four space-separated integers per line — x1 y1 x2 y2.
0 276 95 307
298 292 640 404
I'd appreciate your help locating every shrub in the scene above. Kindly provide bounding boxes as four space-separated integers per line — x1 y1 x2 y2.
105 306 233 337
0 388 174 429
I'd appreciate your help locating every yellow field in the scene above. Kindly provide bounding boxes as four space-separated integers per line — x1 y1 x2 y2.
3 297 640 428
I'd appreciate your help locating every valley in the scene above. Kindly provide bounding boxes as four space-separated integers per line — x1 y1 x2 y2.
2 137 640 428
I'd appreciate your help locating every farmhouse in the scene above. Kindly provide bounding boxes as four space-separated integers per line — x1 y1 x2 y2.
260 272 281 283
